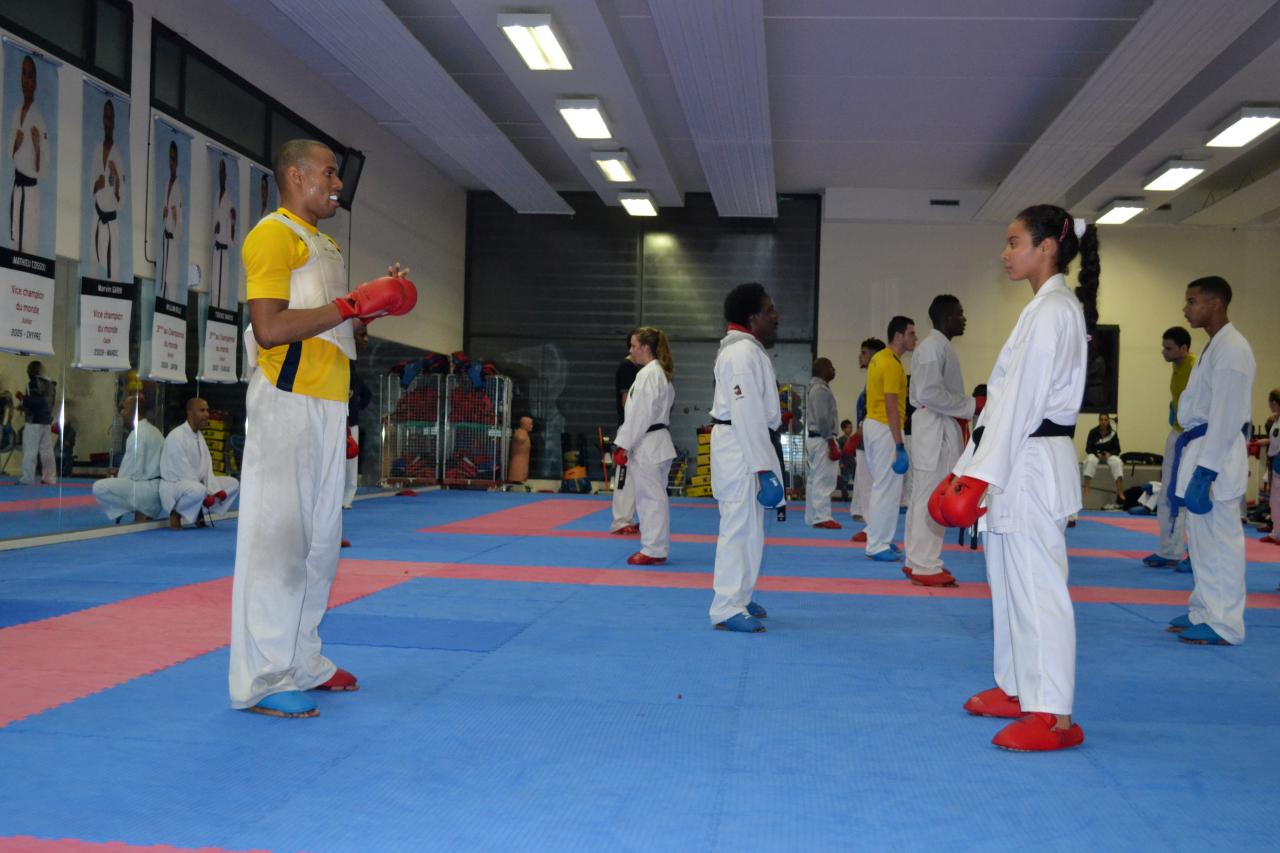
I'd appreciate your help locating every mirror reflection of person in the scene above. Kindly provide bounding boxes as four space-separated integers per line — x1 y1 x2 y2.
9 55 45 254
1082 412 1123 506
212 159 237 308
92 395 163 522
159 140 184 301
16 360 56 485
90 97 126 280
160 397 239 528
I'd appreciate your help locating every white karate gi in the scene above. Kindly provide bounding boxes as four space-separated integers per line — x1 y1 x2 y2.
212 190 234 307
709 329 783 624
1174 323 1255 644
954 274 1086 715
90 141 126 280
343 424 360 509
614 360 677 558
230 212 355 709
862 419 903 554
804 376 839 526
1268 421 1280 536
160 180 184 301
160 422 239 523
905 329 974 575
93 418 163 521
850 447 870 519
9 101 45 254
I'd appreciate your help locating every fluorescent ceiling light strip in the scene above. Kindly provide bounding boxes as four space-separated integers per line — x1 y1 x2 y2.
1096 200 1145 225
1205 110 1280 147
592 151 634 182
1143 162 1205 191
557 99 610 139
498 14 571 71
619 192 657 216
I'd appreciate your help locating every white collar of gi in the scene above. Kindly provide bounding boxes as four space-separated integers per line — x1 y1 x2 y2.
1035 273 1069 299
722 328 764 352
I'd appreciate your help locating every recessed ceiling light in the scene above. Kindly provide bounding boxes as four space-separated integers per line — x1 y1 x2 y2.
1096 198 1145 225
1205 105 1280 147
619 191 657 217
1143 159 1205 192
557 98 611 139
591 150 635 182
497 13 572 71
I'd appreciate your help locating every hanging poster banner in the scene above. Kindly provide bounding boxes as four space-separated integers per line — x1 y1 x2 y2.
146 116 191 382
249 163 278 227
198 145 240 382
76 79 133 369
0 43 59 355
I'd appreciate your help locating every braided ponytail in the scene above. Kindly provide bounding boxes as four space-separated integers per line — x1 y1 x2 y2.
1016 204 1102 330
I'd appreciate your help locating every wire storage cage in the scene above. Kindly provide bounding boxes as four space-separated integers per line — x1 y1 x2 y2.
442 373 513 488
779 382 807 498
381 371 444 487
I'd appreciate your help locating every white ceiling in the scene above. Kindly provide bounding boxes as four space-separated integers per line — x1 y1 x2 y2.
240 0 1280 227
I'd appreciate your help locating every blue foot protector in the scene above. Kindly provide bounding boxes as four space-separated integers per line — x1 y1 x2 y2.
867 548 902 562
248 690 319 718
1168 613 1193 630
1174 557 1193 573
1179 623 1231 645
715 613 766 633
746 600 768 619
1143 553 1180 568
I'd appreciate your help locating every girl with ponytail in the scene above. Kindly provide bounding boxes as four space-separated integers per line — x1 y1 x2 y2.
612 327 678 565
927 203 1095 752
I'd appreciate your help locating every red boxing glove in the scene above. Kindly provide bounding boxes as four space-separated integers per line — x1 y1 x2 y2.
938 476 989 528
15 390 24 401
827 438 842 461
928 473 956 527
973 395 987 419
334 276 417 321
346 428 360 459
613 447 628 467
51 422 60 435
203 493 217 508
843 434 861 456
215 490 228 502
1247 439 1262 459
780 411 794 428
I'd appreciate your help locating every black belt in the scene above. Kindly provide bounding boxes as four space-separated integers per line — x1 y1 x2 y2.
214 241 228 250
972 419 1075 449
13 170 36 188
646 423 668 433
712 417 731 426
95 202 117 224
807 431 827 438
163 230 174 239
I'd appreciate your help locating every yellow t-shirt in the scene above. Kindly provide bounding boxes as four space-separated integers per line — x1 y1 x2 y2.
243 208 349 402
865 349 906 425
1170 353 1196 432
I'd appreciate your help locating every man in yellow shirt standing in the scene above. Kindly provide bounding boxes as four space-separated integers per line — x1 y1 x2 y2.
1143 326 1196 570
862 316 917 560
229 139 417 718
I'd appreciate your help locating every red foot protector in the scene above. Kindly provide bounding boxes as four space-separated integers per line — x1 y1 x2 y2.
903 567 957 587
313 667 359 691
964 686 1023 718
627 552 667 566
396 489 418 497
612 524 640 536
850 531 867 542
993 712 1085 752
341 539 352 548
814 520 843 529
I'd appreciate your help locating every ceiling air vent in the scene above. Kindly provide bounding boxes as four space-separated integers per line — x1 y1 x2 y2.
929 199 960 207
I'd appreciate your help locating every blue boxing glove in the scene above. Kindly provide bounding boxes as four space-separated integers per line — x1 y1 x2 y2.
1183 465 1217 515
1272 453 1280 476
892 443 910 475
756 471 784 508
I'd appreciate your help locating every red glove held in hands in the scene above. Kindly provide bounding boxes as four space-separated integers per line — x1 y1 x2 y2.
938 476 989 528
928 473 956 527
215 490 228 502
203 493 217 508
843 434 860 456
15 390 24 401
613 447 628 467
1247 439 1262 459
334 276 417 321
346 428 359 459
973 395 987 419
827 438 842 461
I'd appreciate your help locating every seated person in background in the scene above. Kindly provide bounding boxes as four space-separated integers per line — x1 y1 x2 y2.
160 397 239 529
1082 412 1123 506
93 395 163 522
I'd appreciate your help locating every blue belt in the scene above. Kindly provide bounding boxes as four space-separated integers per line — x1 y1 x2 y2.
1168 421 1250 528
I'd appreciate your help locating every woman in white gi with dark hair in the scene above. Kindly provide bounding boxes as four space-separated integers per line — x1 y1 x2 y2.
931 204 1098 752
612 327 676 566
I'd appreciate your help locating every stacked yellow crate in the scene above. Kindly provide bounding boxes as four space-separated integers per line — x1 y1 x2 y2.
203 415 230 476
686 426 713 497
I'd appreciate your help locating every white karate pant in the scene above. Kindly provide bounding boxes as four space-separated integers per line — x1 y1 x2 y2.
849 448 870 519
161 475 239 523
94 217 120 280
93 477 162 521
229 372 346 708
1185 496 1247 644
610 461 637 531
904 448 961 576
984 496 1076 715
1270 469 1279 533
632 457 673 558
343 425 359 509
1155 429 1188 559
1082 454 1124 481
9 176 39 254
19 423 55 485
709 423 768 624
862 420 903 555
804 437 838 525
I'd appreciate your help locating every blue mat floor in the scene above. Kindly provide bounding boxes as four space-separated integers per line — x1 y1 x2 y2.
1 491 1278 851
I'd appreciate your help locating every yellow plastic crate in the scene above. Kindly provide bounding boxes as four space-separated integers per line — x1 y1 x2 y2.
685 485 712 497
